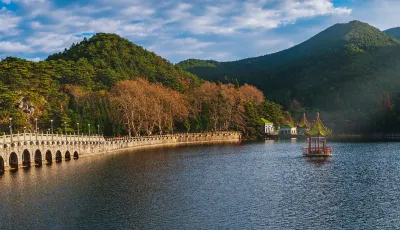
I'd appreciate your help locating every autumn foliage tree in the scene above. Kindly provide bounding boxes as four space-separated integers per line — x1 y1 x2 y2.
109 79 188 136
107 79 282 138
186 82 266 134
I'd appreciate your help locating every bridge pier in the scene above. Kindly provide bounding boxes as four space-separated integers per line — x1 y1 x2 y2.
0 156 4 174
34 149 42 166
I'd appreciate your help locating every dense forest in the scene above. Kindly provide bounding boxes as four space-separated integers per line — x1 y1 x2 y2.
178 21 400 133
0 34 291 139
47 33 202 92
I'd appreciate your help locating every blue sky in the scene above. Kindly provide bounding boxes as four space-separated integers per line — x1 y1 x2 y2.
0 0 399 63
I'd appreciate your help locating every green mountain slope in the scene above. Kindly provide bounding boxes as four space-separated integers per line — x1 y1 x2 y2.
177 21 400 132
384 27 400 39
47 33 200 91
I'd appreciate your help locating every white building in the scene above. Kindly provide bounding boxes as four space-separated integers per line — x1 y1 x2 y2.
279 125 297 135
261 118 275 134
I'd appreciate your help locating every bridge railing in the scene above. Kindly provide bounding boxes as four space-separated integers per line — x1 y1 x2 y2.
0 133 105 145
0 131 241 145
104 131 241 142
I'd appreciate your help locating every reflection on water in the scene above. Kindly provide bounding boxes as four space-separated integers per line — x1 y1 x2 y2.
1 141 400 229
304 157 332 166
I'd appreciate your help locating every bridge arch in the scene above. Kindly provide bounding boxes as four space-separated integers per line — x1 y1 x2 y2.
45 150 52 164
22 149 31 167
34 149 42 166
0 156 4 174
73 151 79 159
65 151 71 161
9 152 18 170
56 150 62 163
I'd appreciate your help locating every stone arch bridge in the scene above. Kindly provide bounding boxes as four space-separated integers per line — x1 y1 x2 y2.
0 132 241 174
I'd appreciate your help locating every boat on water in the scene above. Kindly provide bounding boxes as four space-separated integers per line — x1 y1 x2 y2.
302 112 333 157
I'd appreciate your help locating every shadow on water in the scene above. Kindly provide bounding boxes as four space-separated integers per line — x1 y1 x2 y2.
9 168 18 174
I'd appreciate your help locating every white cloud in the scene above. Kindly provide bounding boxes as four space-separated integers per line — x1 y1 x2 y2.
26 57 41 62
122 5 154 18
166 3 192 23
184 6 235 34
5 0 46 4
30 21 42 29
283 0 352 21
26 32 82 53
87 18 122 34
0 7 21 35
0 41 32 52
148 37 219 61
121 22 160 37
233 2 281 30
163 0 351 35
148 37 214 51
232 0 351 30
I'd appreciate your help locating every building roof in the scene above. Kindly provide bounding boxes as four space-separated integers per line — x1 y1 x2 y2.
261 118 273 124
297 113 310 128
281 124 294 129
305 112 332 137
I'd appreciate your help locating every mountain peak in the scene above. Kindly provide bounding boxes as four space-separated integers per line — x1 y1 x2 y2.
304 20 400 50
46 32 199 91
348 20 366 25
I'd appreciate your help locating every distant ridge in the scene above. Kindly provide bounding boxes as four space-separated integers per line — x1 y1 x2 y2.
384 27 400 39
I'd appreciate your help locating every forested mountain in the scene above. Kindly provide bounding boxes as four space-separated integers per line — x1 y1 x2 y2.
0 33 290 138
47 33 200 91
178 21 400 133
384 27 400 39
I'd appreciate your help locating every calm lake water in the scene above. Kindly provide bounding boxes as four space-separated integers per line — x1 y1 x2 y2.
1 140 400 229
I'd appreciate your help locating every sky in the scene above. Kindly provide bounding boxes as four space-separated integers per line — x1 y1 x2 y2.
0 0 399 63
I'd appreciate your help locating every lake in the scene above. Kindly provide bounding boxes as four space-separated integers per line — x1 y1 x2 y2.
1 140 400 229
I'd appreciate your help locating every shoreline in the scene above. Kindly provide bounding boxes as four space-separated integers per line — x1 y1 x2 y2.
263 134 400 143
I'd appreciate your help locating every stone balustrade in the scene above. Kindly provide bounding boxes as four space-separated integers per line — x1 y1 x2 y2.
1 132 104 145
